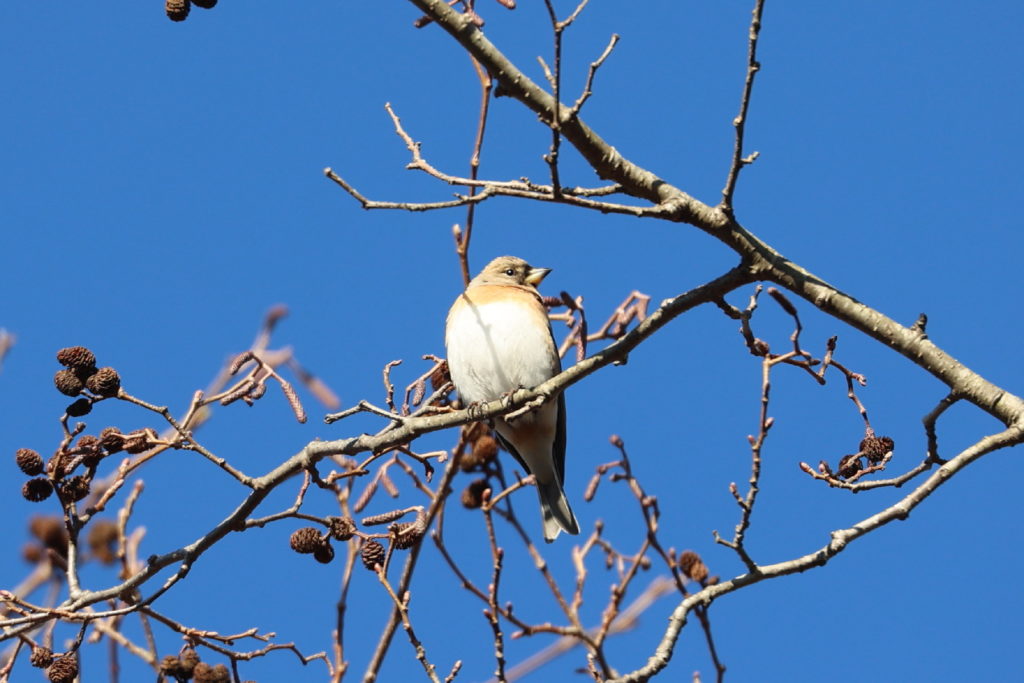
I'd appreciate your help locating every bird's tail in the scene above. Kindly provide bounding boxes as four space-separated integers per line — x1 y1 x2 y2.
538 480 580 543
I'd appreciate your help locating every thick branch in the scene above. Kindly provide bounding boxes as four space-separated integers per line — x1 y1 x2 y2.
407 0 720 226
406 0 1024 430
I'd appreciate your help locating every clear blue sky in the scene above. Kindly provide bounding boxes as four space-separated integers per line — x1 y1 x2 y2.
2 1 1022 681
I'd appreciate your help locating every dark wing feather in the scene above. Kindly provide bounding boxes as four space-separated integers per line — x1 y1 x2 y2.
492 427 531 474
547 325 567 485
553 392 567 485
491 394 566 485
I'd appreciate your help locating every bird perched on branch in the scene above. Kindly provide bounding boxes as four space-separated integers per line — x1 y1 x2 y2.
445 255 580 542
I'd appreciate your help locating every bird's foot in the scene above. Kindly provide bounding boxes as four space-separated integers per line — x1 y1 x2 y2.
505 391 548 422
466 400 489 420
500 387 523 409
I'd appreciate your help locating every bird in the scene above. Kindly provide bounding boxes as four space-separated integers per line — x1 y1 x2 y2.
445 255 580 542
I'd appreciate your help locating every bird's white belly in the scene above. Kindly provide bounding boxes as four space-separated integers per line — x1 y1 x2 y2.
446 299 558 405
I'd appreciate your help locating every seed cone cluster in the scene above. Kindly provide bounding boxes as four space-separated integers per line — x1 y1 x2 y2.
288 510 426 570
166 0 218 22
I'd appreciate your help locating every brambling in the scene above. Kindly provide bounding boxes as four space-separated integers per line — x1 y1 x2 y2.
445 256 580 542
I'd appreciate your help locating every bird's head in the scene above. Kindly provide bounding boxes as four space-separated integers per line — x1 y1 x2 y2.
473 256 551 289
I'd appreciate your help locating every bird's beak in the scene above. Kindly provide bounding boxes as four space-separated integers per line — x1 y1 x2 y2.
525 267 551 287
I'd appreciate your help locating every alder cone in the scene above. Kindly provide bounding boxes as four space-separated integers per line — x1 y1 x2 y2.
166 0 190 21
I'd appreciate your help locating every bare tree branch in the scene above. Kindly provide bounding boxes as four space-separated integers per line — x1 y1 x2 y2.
606 425 1024 682
720 0 765 212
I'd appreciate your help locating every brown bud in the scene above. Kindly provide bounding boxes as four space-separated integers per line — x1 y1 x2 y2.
48 452 71 479
22 478 53 502
87 520 119 565
462 421 487 443
159 655 187 678
860 435 894 465
837 454 862 479
472 435 498 463
193 0 217 7
85 367 121 397
46 654 78 683
99 427 124 453
75 435 101 454
289 527 323 554
56 346 96 370
54 369 84 397
326 516 357 541
192 662 230 683
677 550 709 583
81 453 104 469
74 365 98 383
751 339 770 356
313 542 335 564
361 540 385 571
16 448 44 476
66 398 92 417
59 475 91 502
29 647 53 668
122 431 150 454
166 0 190 21
461 478 489 509
22 543 43 564
178 647 200 675
391 521 424 550
30 516 68 553
76 435 105 467
458 448 485 471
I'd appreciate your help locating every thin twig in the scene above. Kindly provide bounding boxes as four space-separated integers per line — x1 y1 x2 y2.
608 425 1024 682
456 52 494 285
375 572 441 683
571 34 620 115
720 0 766 211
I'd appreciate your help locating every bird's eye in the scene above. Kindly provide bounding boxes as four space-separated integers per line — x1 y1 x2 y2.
505 268 515 276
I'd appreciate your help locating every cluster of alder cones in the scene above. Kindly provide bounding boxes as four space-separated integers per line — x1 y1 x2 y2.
289 510 427 572
166 0 218 22
159 646 255 683
14 347 152 506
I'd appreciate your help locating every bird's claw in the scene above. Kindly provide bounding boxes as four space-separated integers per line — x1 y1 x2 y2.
501 387 523 409
466 401 487 420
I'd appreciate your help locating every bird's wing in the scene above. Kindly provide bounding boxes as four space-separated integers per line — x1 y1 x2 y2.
492 428 530 475
553 391 567 486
